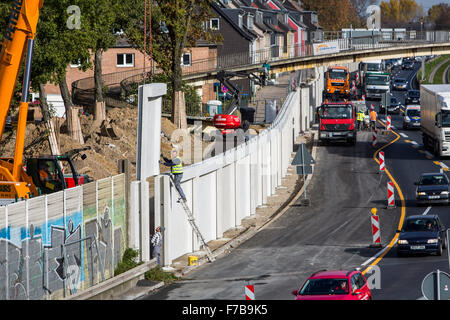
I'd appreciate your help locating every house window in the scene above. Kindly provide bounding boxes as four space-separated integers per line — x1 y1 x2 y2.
117 53 134 67
247 14 254 30
238 14 243 28
210 18 219 30
181 52 192 66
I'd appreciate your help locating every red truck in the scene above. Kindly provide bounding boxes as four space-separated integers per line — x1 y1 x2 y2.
317 101 357 145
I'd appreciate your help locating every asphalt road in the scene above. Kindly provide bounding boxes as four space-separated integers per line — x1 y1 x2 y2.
143 59 450 301
371 61 450 300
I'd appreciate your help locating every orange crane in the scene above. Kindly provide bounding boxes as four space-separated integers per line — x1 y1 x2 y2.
0 0 90 204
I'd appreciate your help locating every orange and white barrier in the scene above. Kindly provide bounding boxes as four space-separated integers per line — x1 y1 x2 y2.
371 211 381 248
379 151 385 172
245 284 255 300
387 181 395 208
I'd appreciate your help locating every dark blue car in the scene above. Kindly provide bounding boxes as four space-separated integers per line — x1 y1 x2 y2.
397 215 448 257
415 172 450 205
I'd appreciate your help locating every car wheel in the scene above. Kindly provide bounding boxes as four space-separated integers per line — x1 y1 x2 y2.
436 243 443 256
443 237 447 250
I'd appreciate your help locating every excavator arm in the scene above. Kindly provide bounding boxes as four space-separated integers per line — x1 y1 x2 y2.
0 0 43 202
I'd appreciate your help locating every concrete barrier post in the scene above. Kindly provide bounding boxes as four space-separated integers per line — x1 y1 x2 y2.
128 181 141 251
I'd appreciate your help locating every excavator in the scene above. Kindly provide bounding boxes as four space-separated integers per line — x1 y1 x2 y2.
212 69 266 136
0 0 90 204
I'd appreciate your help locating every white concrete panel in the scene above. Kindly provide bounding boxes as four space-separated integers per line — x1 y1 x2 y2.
167 179 193 263
235 156 251 224
217 164 236 234
195 173 217 247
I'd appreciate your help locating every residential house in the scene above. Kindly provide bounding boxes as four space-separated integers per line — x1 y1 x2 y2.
298 11 323 43
210 2 258 99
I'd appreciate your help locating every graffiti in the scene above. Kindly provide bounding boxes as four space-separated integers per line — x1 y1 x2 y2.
0 176 126 299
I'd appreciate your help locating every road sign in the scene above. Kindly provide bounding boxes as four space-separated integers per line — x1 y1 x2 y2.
221 85 228 94
292 144 315 166
422 270 450 300
296 165 313 175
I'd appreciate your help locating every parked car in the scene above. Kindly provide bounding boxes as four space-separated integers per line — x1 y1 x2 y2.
415 172 450 206
405 90 420 105
397 215 447 256
392 78 408 91
292 269 372 300
403 105 420 129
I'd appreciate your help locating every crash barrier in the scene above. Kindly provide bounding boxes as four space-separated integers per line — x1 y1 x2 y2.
371 211 382 248
0 174 127 300
151 67 325 266
245 284 255 300
372 129 378 148
387 181 395 208
379 151 385 172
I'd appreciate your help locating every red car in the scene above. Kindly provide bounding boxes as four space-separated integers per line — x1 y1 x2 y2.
292 269 372 300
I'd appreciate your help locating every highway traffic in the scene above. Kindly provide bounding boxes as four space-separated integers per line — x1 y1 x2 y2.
141 57 450 301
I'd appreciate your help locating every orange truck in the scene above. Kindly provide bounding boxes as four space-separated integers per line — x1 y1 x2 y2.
323 66 350 100
0 0 90 205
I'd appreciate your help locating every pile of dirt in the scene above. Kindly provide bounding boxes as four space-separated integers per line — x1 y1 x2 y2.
0 106 216 182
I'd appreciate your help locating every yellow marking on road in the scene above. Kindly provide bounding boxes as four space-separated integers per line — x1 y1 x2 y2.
363 122 406 276
404 139 411 143
418 150 425 154
426 155 433 160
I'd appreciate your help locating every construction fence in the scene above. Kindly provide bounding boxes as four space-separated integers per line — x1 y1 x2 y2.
0 174 127 300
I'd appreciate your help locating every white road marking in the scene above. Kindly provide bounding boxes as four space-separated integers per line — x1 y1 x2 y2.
411 141 418 145
422 206 432 215
400 133 408 138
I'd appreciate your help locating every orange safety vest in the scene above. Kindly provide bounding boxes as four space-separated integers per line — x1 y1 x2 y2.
370 110 377 121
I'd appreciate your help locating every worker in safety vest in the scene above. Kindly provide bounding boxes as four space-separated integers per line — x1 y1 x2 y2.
161 149 186 202
357 109 365 131
369 105 377 131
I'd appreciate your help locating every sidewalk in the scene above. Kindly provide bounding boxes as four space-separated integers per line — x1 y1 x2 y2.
115 131 316 300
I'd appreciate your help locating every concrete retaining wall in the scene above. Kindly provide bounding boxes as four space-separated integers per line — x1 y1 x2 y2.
154 72 323 266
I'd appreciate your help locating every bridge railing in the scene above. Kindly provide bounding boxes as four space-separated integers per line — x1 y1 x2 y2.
72 30 450 110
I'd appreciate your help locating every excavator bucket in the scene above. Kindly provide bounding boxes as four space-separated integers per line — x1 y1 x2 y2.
100 120 119 140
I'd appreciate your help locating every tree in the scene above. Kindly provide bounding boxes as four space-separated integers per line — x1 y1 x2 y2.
380 0 422 27
427 3 450 30
78 0 118 125
122 0 220 129
300 0 360 31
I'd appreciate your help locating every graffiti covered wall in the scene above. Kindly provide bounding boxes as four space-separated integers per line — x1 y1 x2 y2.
0 174 126 300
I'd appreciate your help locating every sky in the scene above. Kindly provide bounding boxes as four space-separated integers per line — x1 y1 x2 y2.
416 0 449 11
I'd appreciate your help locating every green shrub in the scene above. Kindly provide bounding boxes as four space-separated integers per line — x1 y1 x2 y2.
114 248 143 276
145 265 179 284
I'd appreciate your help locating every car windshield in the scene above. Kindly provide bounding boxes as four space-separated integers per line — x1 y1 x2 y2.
329 70 347 80
320 105 353 119
406 109 420 117
300 278 349 295
441 110 450 127
409 91 420 97
419 175 448 185
367 76 389 85
366 63 381 71
403 218 438 232
395 79 406 83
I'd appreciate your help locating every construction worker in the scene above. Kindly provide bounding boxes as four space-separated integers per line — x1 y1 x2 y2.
151 226 165 266
161 149 186 202
357 109 365 131
370 105 377 131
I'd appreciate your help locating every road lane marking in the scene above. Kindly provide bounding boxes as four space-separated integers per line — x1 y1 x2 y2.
404 139 411 143
425 151 434 158
422 206 432 215
411 141 418 145
363 123 406 276
400 133 408 138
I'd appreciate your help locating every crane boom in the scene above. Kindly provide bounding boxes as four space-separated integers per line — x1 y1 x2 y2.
0 0 42 202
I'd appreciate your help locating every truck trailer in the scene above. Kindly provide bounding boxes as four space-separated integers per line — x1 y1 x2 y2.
420 84 450 157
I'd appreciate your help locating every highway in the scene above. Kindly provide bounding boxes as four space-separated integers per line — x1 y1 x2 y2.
142 59 450 301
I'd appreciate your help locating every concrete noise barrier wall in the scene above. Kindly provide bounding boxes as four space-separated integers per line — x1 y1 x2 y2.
155 71 323 266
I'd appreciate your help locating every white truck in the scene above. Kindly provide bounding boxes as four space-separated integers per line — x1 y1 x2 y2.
420 84 450 157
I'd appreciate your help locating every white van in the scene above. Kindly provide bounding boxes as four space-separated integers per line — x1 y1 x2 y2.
403 104 421 130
